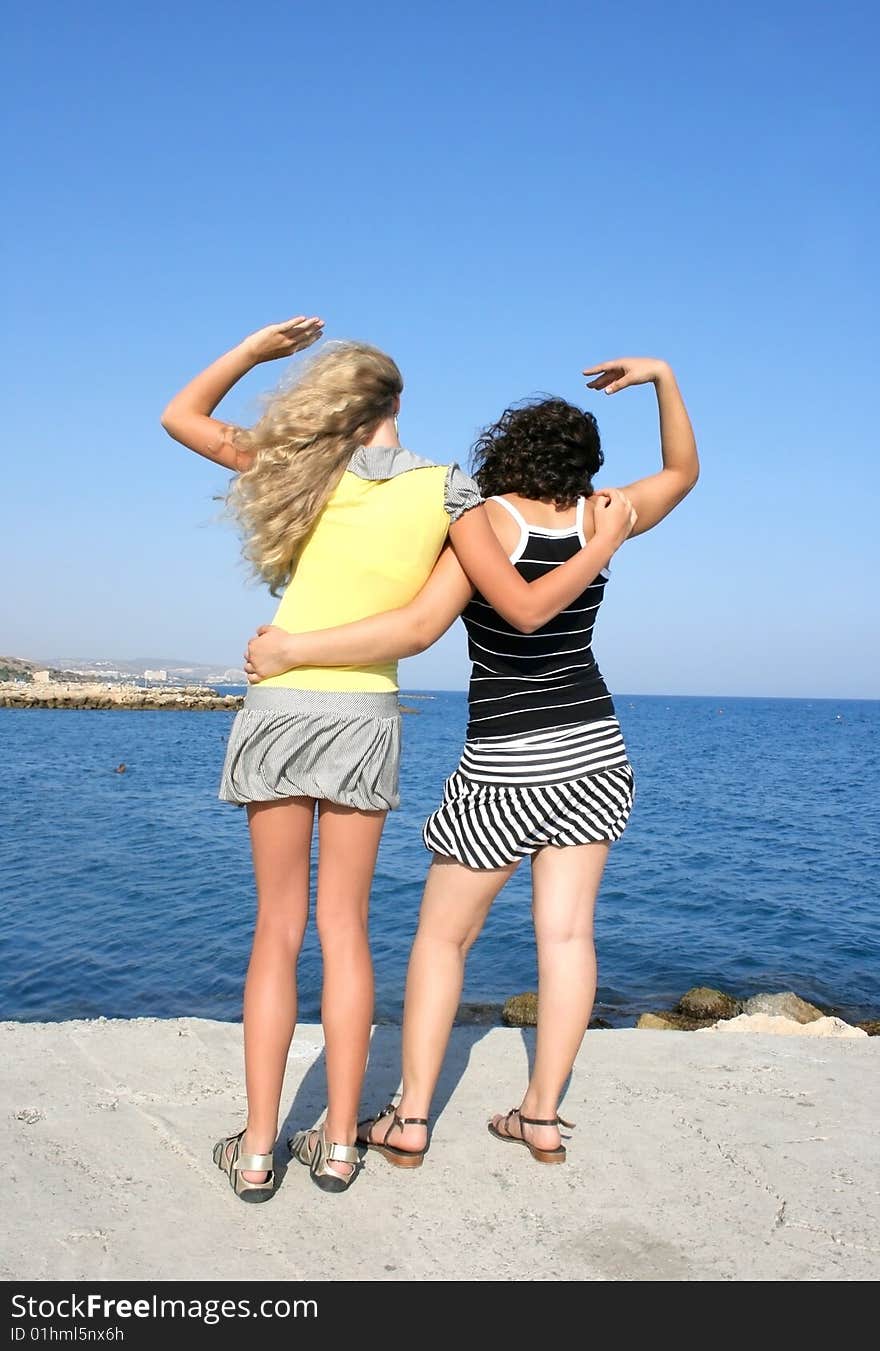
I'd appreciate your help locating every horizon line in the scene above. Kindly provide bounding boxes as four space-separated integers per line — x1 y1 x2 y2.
398 688 880 703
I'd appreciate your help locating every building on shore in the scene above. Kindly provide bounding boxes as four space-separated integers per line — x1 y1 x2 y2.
32 670 52 683
144 669 168 682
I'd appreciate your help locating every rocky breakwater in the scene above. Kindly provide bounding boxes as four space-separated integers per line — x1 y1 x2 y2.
636 986 876 1038
501 992 611 1030
500 984 878 1037
0 681 244 712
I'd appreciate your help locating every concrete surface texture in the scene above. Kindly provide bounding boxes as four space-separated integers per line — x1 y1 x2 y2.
3 1018 878 1282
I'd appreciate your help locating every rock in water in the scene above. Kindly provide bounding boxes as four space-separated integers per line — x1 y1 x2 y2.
636 1011 717 1031
677 986 740 1020
741 992 824 1023
501 994 612 1028
856 1020 880 1036
701 1014 867 1038
502 992 538 1026
455 1003 501 1026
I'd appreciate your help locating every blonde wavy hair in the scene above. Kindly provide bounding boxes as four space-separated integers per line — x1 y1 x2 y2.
228 341 403 594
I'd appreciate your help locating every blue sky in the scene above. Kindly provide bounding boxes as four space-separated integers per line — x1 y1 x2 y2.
1 0 877 697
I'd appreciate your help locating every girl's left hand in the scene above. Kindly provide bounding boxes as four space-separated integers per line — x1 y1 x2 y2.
243 625 298 682
583 357 670 393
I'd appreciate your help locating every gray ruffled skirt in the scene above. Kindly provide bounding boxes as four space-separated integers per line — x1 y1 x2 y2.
219 687 401 811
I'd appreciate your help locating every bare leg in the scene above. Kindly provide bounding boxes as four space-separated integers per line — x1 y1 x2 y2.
490 841 609 1154
313 802 387 1177
238 797 315 1182
363 854 518 1154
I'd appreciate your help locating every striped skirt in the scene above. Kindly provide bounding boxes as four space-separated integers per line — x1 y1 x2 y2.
423 719 635 869
219 686 401 811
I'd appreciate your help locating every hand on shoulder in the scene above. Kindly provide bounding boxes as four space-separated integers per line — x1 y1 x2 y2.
590 488 638 546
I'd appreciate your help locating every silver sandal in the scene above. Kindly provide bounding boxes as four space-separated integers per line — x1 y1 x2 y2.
212 1129 276 1203
288 1123 361 1193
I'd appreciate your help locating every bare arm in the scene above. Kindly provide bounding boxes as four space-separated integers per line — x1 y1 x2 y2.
160 316 324 472
244 490 637 680
245 546 474 677
584 357 699 536
447 492 633 632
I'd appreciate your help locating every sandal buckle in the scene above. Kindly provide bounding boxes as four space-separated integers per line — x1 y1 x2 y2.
326 1142 360 1165
234 1151 274 1172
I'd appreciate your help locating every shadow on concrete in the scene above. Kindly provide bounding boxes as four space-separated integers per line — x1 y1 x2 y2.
274 1045 331 1188
275 1019 501 1186
358 1022 499 1126
517 1026 574 1116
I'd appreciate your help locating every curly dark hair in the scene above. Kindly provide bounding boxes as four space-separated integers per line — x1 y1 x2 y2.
471 397 603 506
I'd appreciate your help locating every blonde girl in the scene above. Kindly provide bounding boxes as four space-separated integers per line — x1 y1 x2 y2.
161 317 636 1198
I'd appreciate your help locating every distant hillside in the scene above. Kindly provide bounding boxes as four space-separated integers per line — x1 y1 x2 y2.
0 656 36 682
2 654 246 685
41 653 208 675
0 655 104 684
40 657 245 682
40 656 210 676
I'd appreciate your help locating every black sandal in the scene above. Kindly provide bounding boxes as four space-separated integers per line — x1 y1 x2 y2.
357 1101 429 1169
488 1107 574 1164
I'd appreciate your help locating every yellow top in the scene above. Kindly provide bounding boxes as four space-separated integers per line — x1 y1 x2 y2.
259 448 477 692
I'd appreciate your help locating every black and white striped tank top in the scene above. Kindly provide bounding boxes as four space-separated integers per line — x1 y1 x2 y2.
463 495 616 741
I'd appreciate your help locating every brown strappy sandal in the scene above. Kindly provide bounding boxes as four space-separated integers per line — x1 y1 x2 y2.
487 1107 575 1164
357 1101 430 1169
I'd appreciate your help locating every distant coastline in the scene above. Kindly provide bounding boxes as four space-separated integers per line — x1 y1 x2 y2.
2 653 877 704
0 680 422 713
0 651 249 710
0 653 246 688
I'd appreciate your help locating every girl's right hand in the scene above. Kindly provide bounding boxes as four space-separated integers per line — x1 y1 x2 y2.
243 625 299 682
241 316 325 364
591 488 638 548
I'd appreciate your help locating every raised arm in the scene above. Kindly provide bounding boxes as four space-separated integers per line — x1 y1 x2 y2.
245 546 474 679
583 357 699 536
160 316 324 472
447 489 635 632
